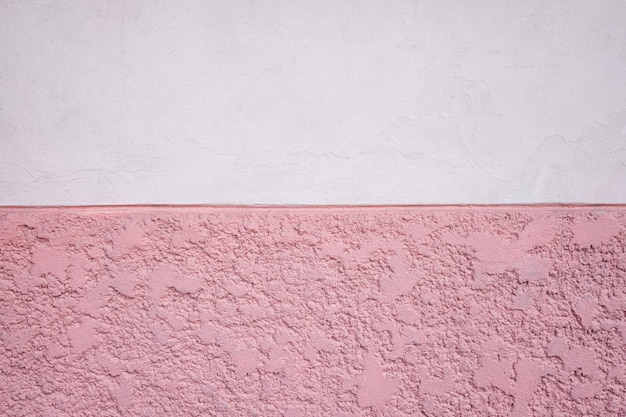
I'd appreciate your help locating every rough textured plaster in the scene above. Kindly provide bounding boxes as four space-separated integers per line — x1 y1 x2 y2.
1 0 626 205
1 206 625 416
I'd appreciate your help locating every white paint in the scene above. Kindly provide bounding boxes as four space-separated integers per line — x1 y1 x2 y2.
1 0 625 205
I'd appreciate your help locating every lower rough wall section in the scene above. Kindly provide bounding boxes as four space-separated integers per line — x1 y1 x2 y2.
1 206 625 416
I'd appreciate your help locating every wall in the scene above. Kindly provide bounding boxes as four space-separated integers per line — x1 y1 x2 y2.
2 3 625 416
2 0 626 206
1 206 625 416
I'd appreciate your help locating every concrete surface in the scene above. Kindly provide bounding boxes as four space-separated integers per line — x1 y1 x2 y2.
1 0 626 205
1 206 625 415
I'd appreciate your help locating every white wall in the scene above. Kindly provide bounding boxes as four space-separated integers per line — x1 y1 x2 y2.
1 0 625 206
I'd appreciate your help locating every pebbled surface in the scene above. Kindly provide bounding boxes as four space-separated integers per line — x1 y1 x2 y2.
0 206 625 416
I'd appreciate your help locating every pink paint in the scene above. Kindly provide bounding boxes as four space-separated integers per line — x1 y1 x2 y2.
357 352 400 410
0 206 625 416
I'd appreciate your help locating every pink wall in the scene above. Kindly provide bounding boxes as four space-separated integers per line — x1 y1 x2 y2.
1 206 625 416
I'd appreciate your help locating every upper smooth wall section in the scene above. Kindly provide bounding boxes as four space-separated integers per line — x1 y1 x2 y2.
1 0 625 205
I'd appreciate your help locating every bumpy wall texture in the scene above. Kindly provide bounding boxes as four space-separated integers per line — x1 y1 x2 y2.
1 206 625 416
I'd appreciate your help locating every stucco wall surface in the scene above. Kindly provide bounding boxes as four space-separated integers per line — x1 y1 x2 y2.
1 206 625 416
2 0 626 205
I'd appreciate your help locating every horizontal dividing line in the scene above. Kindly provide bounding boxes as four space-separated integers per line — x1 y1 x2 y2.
0 203 625 214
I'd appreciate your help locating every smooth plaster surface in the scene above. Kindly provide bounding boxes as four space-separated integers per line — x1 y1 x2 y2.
1 0 626 205
1 206 625 415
